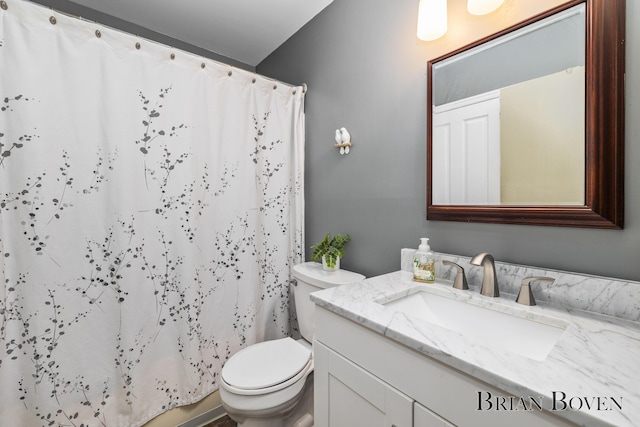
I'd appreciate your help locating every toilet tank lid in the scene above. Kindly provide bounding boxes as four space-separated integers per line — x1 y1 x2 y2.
222 337 311 390
292 262 365 289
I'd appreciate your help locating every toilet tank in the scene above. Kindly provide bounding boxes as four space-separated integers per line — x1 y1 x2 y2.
292 262 365 342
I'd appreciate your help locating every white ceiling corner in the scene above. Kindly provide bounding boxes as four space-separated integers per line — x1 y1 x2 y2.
68 0 334 66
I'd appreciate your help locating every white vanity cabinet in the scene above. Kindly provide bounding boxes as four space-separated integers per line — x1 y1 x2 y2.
414 402 455 427
314 306 575 427
314 342 413 427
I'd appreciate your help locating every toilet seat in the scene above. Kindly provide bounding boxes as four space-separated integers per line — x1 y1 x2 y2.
221 337 313 396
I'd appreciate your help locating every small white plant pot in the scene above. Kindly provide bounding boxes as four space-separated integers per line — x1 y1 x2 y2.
322 255 340 271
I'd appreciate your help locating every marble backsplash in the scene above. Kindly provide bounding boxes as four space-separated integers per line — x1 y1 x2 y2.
401 248 640 323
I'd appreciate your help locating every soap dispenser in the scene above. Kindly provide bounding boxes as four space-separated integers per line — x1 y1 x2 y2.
413 238 435 283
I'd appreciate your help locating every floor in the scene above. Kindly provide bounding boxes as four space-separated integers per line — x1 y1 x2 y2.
202 415 237 427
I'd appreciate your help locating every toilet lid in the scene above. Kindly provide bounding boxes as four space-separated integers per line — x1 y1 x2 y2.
222 337 312 390
292 262 365 289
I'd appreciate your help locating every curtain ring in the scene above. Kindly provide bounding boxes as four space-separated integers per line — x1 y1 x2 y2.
95 29 101 38
201 63 206 69
273 85 277 90
170 53 175 60
135 42 141 50
252 78 257 84
228 71 232 76
0 1 8 11
49 16 57 25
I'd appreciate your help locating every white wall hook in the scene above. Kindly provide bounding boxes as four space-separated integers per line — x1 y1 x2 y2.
334 127 352 155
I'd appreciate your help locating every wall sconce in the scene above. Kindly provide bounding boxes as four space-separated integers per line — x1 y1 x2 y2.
334 128 352 155
467 0 504 15
417 0 505 41
417 0 447 41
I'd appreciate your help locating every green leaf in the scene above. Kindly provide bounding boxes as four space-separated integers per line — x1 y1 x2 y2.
310 233 351 265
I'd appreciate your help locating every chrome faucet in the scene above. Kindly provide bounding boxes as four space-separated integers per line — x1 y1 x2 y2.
470 253 499 297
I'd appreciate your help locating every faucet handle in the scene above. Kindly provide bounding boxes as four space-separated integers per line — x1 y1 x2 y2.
442 261 469 290
516 277 555 306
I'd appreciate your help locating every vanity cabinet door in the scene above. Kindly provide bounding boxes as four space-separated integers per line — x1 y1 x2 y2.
315 341 413 427
414 402 455 427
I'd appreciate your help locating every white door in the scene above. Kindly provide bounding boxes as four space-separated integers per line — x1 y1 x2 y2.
432 91 501 205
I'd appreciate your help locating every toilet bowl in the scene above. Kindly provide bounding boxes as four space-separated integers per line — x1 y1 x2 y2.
219 262 365 427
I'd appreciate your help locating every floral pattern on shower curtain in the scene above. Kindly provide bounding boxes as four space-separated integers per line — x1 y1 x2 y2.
0 1 305 426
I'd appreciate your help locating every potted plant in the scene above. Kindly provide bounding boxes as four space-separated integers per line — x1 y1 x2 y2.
310 233 351 271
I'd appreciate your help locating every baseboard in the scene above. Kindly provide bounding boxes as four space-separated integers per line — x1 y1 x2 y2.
177 405 227 427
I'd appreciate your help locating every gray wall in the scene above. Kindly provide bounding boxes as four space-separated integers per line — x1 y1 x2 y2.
258 0 640 281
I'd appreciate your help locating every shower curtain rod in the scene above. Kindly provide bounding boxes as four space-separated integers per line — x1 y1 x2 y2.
25 0 307 94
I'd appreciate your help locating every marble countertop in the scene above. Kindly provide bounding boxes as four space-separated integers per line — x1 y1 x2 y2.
310 270 640 427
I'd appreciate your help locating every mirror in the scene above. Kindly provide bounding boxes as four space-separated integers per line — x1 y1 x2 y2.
427 0 625 228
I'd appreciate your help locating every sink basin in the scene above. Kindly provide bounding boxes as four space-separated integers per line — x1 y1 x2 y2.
381 289 566 361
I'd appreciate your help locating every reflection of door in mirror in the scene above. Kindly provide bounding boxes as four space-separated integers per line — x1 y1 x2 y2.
431 4 585 206
433 67 585 206
432 91 500 205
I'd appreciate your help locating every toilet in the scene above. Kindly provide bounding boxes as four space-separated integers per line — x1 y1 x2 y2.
219 261 365 427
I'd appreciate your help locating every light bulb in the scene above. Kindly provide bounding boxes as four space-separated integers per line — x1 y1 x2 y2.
417 0 447 41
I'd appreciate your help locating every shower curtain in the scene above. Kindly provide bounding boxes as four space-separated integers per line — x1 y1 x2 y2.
0 1 305 426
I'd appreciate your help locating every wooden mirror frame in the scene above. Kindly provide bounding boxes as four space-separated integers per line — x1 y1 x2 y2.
426 0 625 229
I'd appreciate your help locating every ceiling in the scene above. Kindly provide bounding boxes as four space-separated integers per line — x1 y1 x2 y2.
68 0 334 67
